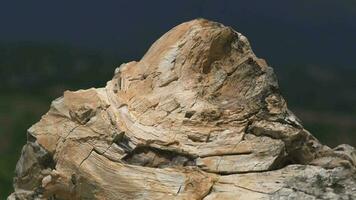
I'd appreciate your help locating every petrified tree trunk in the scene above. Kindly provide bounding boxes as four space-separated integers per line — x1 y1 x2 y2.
9 19 356 200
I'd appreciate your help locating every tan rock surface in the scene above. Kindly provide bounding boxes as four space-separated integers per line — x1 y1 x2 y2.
9 19 356 200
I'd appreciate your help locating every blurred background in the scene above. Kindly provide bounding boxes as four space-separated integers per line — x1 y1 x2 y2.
1 0 355 198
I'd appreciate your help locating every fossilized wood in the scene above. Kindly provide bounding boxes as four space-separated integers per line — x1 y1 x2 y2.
9 19 356 200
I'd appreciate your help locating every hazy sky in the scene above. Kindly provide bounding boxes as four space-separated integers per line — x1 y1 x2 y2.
1 0 355 68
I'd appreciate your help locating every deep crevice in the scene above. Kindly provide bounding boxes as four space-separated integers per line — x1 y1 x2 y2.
122 146 196 168
113 132 134 153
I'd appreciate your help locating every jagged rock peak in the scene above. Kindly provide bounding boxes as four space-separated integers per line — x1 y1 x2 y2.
9 19 356 200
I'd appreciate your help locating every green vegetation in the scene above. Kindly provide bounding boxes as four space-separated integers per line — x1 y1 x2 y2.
0 94 50 197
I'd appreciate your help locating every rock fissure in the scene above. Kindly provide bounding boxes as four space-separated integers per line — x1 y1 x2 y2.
122 145 196 168
79 148 95 167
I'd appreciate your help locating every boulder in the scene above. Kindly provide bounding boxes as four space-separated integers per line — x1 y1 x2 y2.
9 19 356 200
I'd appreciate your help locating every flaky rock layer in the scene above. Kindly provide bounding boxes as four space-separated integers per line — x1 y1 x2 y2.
9 19 356 200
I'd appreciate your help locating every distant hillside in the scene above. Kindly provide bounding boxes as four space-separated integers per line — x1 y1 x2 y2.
0 42 122 95
275 64 356 147
275 64 356 114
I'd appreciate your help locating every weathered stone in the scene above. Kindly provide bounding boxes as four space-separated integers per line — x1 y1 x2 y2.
8 19 356 200
205 165 356 200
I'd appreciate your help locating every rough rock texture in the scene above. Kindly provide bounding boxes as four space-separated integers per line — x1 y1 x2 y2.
9 19 356 200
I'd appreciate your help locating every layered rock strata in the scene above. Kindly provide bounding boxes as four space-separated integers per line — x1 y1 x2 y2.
9 19 356 200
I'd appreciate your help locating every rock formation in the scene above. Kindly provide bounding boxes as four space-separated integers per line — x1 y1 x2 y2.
8 19 356 200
